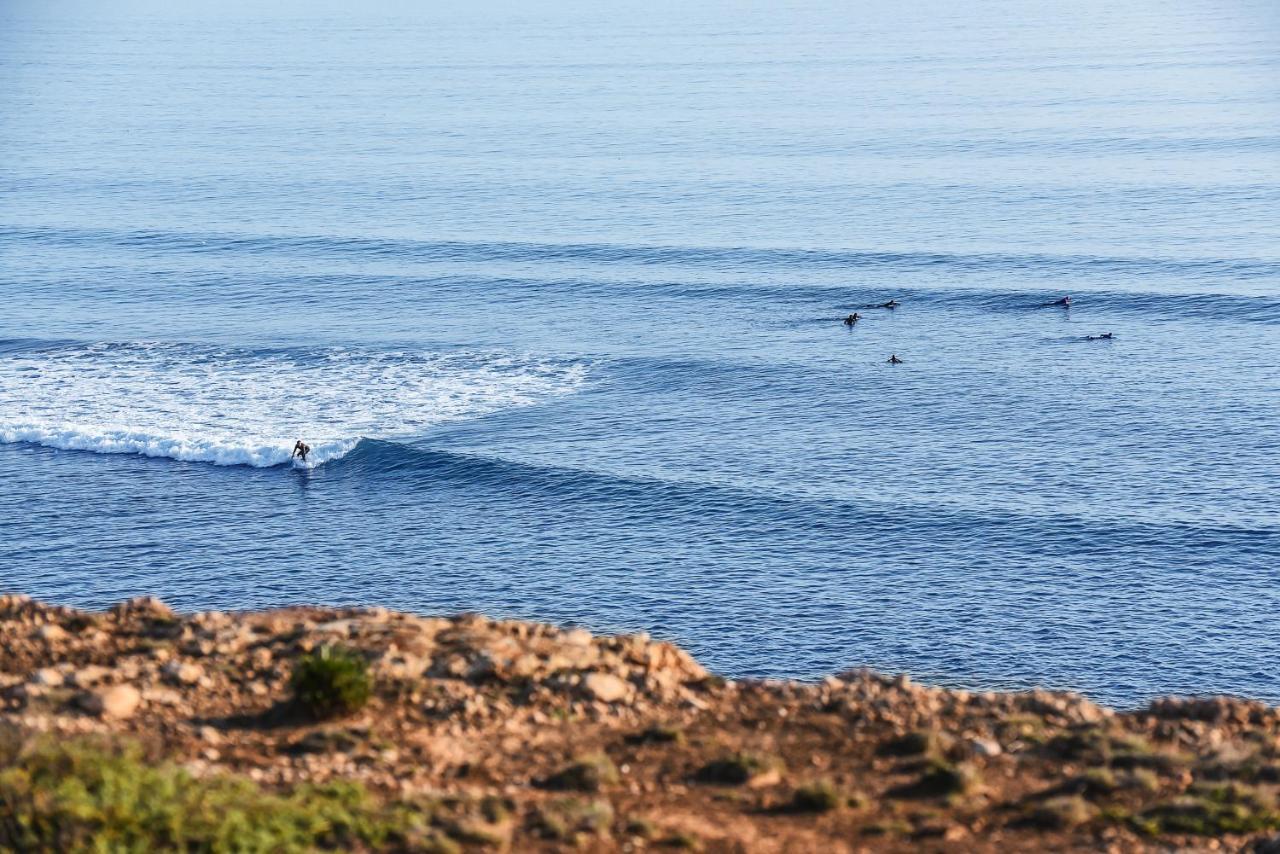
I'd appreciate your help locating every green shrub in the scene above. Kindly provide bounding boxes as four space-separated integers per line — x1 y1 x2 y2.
291 646 372 719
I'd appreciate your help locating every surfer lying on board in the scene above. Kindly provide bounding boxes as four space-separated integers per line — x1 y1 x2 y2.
292 440 310 462
1044 295 1071 307
1086 332 1114 340
887 354 904 364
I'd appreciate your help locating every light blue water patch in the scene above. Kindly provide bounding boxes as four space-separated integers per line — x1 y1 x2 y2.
2 0 1279 707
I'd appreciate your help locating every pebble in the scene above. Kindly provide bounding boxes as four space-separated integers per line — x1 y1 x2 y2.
29 667 63 687
162 660 205 685
70 664 111 687
969 738 1003 758
82 684 142 719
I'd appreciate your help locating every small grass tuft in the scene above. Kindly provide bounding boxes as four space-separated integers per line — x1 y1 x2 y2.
625 817 658 838
694 752 783 786
879 730 939 757
1025 795 1097 829
790 779 842 813
529 797 614 840
659 830 703 849
888 759 975 799
626 725 685 746
290 645 372 719
862 819 912 836
538 753 619 792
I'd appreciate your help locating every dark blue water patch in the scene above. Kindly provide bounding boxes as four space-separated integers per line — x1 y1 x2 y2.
320 439 1280 558
6 224 1280 282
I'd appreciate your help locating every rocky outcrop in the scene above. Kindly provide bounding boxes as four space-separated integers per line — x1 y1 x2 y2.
3 592 1280 851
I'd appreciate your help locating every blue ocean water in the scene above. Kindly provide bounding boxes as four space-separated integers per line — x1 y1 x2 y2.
2 0 1279 707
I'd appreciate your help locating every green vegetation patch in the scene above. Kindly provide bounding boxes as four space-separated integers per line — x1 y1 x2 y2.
1133 783 1280 836
291 645 372 720
0 735 456 853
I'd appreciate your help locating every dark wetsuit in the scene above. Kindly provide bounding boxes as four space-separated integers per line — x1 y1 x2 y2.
292 441 310 462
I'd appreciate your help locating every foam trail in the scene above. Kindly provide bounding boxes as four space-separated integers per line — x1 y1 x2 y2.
0 425 358 467
0 343 586 467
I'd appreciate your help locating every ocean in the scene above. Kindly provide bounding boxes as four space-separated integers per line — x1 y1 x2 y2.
2 0 1278 707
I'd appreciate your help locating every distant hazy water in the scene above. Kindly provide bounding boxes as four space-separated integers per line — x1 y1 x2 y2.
2 0 1278 706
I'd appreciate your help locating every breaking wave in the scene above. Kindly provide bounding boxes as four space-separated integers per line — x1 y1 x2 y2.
0 341 587 467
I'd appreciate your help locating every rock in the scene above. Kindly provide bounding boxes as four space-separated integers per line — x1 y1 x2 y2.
0 593 33 613
82 684 141 719
373 650 425 681
37 624 68 642
69 664 111 687
110 596 174 620
29 667 63 687
1255 835 1280 854
583 673 628 703
564 627 593 646
143 686 183 706
162 660 204 685
969 738 1003 758
313 619 359 637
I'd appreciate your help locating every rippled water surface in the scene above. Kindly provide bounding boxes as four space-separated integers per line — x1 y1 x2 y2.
3 0 1279 706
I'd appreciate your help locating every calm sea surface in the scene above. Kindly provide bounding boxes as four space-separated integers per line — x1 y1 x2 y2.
3 0 1279 706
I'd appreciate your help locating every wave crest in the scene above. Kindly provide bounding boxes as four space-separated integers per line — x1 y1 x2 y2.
0 342 586 467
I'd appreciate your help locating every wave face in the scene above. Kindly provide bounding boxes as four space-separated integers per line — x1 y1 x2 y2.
0 342 587 467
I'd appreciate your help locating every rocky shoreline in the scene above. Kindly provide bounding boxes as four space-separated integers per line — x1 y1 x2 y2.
3 593 1279 851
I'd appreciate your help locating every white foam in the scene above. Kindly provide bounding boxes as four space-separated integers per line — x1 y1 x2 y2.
0 343 586 467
